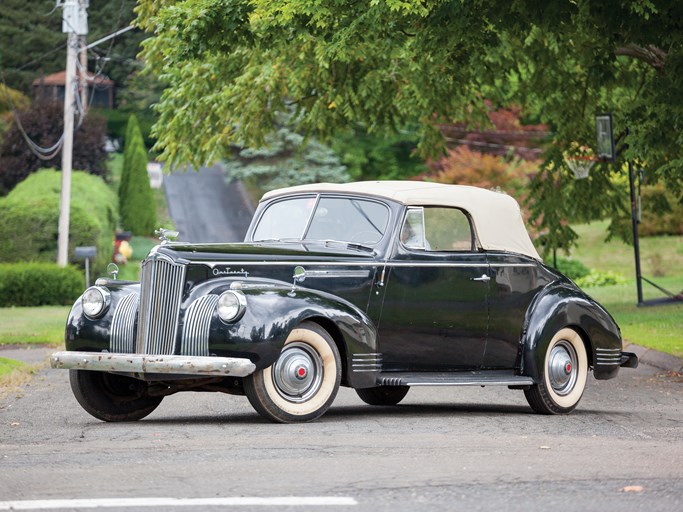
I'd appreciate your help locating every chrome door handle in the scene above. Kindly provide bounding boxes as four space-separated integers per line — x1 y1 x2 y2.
471 274 491 282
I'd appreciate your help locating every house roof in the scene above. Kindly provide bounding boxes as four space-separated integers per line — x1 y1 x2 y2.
262 181 541 260
32 71 113 86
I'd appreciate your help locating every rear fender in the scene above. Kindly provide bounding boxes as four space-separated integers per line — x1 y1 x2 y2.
522 282 622 381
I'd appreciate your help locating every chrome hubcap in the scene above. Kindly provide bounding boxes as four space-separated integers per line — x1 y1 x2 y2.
272 342 323 403
548 340 578 396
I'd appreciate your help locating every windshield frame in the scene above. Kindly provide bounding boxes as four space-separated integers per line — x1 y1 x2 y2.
250 193 394 247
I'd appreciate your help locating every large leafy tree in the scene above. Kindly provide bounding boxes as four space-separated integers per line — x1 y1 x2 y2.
136 0 683 254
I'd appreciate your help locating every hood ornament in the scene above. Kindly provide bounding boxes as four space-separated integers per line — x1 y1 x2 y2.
155 228 179 243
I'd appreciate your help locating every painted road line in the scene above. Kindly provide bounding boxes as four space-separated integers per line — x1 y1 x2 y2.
0 497 358 510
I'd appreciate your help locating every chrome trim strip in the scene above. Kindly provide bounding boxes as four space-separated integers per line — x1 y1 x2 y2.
110 293 139 354
196 260 535 269
596 348 621 352
50 351 255 377
351 353 382 372
298 269 371 279
181 295 219 356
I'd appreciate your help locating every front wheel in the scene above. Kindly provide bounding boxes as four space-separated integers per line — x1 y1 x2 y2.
244 322 341 423
524 327 588 414
69 370 163 422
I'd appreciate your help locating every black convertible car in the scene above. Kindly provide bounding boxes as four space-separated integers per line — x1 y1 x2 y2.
52 181 638 423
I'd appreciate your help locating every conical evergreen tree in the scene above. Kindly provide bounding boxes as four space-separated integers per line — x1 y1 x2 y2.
119 115 156 235
119 114 142 205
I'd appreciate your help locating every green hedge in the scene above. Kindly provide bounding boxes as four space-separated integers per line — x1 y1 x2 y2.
0 263 83 306
0 169 117 276
548 257 590 280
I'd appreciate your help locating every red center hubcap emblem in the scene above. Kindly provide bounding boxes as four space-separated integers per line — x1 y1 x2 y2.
296 366 307 378
565 362 572 373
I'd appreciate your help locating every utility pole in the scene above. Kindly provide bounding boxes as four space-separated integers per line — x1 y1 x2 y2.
80 34 88 114
57 0 88 267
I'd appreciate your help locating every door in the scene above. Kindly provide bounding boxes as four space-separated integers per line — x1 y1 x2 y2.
377 207 490 371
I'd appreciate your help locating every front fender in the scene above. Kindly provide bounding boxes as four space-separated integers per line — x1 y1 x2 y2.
65 281 141 352
522 282 622 382
194 279 378 387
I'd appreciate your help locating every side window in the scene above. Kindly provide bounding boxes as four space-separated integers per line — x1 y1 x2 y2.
400 207 474 252
400 209 427 250
424 207 473 251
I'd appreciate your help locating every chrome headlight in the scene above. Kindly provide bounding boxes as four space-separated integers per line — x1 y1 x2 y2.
217 290 247 323
82 286 111 319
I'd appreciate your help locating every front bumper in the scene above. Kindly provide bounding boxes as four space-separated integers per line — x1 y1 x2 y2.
51 351 256 378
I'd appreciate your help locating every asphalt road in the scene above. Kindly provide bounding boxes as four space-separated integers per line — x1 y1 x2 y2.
1 360 681 511
163 164 253 243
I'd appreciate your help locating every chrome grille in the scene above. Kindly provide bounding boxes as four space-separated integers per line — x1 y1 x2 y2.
136 254 186 355
181 295 219 356
110 292 139 353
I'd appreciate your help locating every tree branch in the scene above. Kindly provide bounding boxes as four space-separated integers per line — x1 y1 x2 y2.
615 44 667 73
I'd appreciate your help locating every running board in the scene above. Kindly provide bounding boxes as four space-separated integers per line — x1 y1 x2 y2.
377 371 534 387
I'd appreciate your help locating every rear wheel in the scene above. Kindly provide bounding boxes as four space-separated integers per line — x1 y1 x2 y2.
524 327 588 414
69 370 163 422
244 322 341 423
356 386 409 406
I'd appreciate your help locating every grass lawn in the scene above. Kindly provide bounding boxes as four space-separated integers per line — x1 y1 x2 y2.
0 306 70 346
568 221 683 357
0 357 26 380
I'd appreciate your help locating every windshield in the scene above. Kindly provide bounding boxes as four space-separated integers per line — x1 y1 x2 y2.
253 195 390 245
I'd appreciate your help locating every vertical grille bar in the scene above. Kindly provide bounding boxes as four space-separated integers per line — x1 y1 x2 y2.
110 292 139 353
136 254 186 355
181 295 219 356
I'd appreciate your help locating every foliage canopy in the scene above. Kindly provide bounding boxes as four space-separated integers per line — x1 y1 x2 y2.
0 101 108 194
137 0 683 253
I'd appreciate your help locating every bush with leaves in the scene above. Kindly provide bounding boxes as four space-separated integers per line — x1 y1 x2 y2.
431 146 536 199
638 184 683 236
0 169 117 275
575 271 627 289
0 263 83 307
0 101 109 194
548 257 591 281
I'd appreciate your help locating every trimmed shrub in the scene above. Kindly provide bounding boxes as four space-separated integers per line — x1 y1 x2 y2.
0 263 83 306
120 115 156 235
120 114 145 207
0 169 117 275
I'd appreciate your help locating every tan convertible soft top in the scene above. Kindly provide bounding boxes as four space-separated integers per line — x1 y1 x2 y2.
262 181 541 260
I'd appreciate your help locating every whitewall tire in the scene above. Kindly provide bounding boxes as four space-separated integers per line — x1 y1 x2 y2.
244 321 341 423
524 327 588 414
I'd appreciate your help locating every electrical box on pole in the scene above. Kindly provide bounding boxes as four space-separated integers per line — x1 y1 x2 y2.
62 0 88 35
